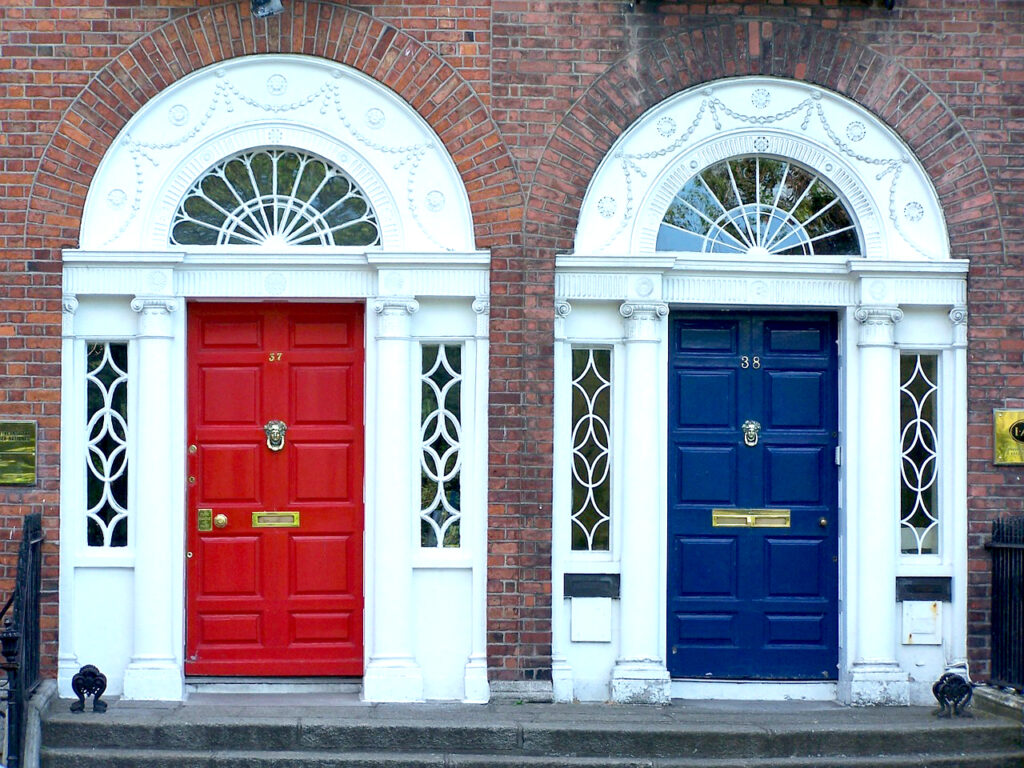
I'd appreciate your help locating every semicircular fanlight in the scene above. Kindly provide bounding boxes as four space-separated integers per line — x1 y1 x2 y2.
170 149 381 247
658 156 861 257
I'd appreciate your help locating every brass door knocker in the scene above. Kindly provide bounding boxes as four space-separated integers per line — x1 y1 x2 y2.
263 420 287 451
741 419 761 447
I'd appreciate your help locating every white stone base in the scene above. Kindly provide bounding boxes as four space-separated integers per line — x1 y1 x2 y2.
672 680 837 701
844 663 910 706
463 656 490 703
551 659 574 703
122 659 183 701
362 658 424 703
611 660 671 704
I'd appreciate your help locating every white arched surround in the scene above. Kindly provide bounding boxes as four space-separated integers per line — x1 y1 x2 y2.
554 77 967 705
59 55 491 703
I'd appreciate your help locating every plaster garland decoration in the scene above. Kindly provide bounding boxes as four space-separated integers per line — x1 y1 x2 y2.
576 77 949 261
81 55 475 254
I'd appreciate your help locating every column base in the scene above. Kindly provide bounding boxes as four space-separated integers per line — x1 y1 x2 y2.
842 662 909 706
551 656 574 703
611 660 671 704
122 658 183 701
363 657 424 703
463 654 490 703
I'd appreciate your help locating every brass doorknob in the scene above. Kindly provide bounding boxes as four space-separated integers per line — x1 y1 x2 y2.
819 517 828 528
213 514 228 529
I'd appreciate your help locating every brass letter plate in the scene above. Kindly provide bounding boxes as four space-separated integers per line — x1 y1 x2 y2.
252 511 300 528
994 409 1024 465
0 421 37 486
712 509 791 528
197 508 213 532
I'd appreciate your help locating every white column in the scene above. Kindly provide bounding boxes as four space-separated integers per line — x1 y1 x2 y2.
363 297 424 702
550 300 574 703
947 306 969 674
848 304 908 705
123 296 182 700
57 296 80 697
611 301 670 704
463 296 491 703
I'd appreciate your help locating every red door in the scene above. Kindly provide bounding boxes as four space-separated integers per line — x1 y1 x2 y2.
186 303 364 676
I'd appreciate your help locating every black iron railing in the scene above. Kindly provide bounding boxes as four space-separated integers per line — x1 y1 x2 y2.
989 516 1024 691
0 513 44 768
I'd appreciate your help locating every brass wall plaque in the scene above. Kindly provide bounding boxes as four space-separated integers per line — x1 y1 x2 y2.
994 409 1024 465
0 422 37 486
197 509 213 532
712 509 791 528
252 511 300 528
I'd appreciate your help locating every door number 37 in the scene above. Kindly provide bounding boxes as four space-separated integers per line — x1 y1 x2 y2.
740 356 761 369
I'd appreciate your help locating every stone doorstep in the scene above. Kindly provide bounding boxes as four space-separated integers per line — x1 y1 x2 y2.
973 685 1024 722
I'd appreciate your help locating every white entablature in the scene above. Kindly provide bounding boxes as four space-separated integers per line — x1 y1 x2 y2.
80 54 475 254
575 77 949 262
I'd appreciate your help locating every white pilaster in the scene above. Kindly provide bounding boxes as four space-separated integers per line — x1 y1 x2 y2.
123 296 182 700
463 296 491 704
848 304 908 705
947 306 969 674
611 301 670 704
551 300 575 703
363 297 424 702
57 296 81 697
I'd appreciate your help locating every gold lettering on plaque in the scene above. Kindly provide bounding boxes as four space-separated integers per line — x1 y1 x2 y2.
197 509 213 532
0 422 36 486
994 409 1024 465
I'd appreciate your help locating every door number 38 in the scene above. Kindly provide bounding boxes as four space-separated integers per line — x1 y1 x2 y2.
740 356 761 369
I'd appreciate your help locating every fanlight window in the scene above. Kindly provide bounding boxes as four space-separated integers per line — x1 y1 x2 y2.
170 149 380 247
658 156 861 256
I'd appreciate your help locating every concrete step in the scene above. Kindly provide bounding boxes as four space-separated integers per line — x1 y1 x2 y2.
39 697 1024 768
39 746 1024 768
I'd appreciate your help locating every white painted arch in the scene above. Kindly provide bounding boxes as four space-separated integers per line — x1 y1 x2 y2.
554 76 967 707
81 54 476 253
575 77 949 261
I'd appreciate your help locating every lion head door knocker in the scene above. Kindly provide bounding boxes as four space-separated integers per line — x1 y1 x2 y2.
264 420 287 452
741 419 761 447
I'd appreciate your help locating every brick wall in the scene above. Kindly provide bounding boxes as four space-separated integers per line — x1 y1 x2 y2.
1 0 1020 682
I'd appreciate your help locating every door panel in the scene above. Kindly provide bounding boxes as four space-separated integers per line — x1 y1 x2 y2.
668 311 838 680
186 303 364 676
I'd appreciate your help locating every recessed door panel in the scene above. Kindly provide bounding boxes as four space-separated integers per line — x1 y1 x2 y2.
668 311 838 680
187 303 365 676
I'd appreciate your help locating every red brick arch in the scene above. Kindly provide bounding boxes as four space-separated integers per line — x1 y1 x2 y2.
525 19 1001 263
25 1 522 251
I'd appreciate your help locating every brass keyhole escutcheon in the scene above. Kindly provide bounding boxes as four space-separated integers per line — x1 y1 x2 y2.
741 419 761 447
264 420 287 452
213 514 228 529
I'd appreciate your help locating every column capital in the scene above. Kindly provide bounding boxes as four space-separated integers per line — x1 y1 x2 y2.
619 302 668 342
130 296 179 315
62 295 79 337
472 297 490 316
854 305 902 347
373 297 418 338
555 300 572 319
949 305 967 347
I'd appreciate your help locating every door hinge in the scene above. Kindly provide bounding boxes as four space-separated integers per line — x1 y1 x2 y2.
834 446 841 466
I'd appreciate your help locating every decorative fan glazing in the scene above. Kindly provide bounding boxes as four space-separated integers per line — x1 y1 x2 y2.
658 156 861 256
170 149 380 247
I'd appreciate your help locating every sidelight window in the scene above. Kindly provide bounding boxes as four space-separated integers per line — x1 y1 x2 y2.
170 149 380 247
420 344 463 548
85 342 129 547
570 348 612 551
899 353 939 555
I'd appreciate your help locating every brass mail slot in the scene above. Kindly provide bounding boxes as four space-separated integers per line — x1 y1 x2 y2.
712 509 790 528
252 511 300 528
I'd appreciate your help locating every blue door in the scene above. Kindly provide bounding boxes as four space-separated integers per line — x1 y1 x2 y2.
667 312 839 680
